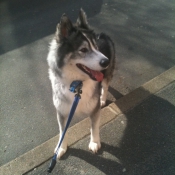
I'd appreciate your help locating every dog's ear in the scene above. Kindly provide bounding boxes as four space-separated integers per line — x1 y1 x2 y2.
56 14 73 39
76 8 89 29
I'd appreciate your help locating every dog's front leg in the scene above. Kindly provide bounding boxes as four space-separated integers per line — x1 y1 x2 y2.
55 112 68 159
89 110 101 153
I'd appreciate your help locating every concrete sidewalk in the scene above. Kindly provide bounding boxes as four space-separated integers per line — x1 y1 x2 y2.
1 66 175 175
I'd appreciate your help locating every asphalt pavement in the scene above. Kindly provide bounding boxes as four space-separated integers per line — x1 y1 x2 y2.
0 0 175 174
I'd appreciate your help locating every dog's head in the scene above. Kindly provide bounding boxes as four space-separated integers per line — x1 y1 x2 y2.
51 9 109 82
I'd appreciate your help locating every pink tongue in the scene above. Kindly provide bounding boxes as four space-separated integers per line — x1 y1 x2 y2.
90 69 104 82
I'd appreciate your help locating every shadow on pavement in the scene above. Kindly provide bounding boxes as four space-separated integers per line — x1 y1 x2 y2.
56 86 175 175
0 0 103 55
63 143 123 174
22 85 175 175
118 91 175 174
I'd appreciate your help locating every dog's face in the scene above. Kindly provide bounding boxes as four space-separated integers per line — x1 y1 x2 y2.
54 9 109 82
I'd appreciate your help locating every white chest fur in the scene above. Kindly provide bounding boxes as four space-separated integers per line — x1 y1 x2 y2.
50 70 100 117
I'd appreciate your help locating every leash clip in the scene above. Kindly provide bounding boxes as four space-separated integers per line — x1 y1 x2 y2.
69 81 83 96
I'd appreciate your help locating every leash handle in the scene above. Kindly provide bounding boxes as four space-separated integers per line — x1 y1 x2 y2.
47 81 82 173
47 154 57 173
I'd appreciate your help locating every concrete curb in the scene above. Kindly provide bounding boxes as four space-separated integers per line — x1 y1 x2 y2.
109 66 175 114
0 66 175 175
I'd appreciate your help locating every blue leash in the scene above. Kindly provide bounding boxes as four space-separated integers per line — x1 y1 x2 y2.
47 81 83 173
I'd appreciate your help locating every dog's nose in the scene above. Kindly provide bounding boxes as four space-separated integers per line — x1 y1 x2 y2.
100 58 109 68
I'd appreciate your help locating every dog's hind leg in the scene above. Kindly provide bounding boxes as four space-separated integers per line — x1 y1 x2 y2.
55 112 68 159
89 110 101 153
100 78 109 107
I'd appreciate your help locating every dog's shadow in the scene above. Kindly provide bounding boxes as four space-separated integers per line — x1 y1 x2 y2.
61 142 124 175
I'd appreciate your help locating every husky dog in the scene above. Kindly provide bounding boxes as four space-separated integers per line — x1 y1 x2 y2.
47 9 115 159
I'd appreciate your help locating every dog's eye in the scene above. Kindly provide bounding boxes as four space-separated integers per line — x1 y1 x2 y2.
80 48 88 53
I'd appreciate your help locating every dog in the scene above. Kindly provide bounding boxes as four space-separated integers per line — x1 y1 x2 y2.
47 9 115 159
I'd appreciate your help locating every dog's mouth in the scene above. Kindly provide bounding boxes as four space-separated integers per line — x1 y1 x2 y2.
76 64 104 82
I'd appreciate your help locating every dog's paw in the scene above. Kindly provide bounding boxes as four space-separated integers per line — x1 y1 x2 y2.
89 141 101 153
57 147 67 159
100 100 106 107
54 145 67 159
